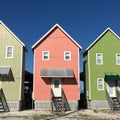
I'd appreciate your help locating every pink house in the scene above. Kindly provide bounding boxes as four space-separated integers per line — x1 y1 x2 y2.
32 24 82 111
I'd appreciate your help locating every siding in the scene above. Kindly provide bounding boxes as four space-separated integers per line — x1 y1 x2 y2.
89 31 120 100
0 23 23 101
34 27 80 100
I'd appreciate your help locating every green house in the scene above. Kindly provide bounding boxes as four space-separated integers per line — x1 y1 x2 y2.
0 21 27 111
83 28 120 109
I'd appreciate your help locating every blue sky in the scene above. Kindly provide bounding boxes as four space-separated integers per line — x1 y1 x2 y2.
1 0 120 73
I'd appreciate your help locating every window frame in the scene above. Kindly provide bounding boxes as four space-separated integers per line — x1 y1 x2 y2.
64 51 71 61
97 78 104 90
96 53 103 65
6 46 14 58
116 54 120 65
42 51 49 60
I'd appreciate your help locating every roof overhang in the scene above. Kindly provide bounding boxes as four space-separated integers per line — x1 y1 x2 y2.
40 68 74 78
105 74 120 81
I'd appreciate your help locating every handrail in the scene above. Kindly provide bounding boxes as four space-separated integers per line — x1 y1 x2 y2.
61 88 65 111
106 90 114 110
51 89 54 112
61 88 71 111
0 88 9 112
117 90 120 103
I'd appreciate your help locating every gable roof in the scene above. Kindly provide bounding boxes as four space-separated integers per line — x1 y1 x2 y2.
32 24 82 49
0 20 27 50
84 27 120 53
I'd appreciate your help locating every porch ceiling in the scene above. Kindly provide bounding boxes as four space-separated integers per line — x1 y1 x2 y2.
40 68 74 78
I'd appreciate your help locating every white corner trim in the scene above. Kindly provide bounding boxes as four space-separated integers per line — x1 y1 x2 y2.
19 45 23 100
88 51 91 99
33 51 35 100
78 48 80 99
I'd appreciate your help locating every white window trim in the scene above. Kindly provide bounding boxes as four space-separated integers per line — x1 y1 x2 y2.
64 51 71 61
42 51 49 60
96 53 103 65
97 78 104 90
6 46 14 58
116 53 120 65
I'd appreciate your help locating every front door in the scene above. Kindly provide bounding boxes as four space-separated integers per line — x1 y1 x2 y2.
52 78 61 97
107 81 116 97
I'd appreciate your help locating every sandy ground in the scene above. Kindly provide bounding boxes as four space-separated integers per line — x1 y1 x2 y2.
0 109 120 120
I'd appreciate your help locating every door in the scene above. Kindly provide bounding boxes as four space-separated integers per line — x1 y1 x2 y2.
107 81 116 97
52 78 61 97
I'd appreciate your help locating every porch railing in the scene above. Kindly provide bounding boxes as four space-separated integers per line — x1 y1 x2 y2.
106 90 114 110
0 88 9 112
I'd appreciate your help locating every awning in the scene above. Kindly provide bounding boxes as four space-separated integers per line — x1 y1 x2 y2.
105 75 120 80
0 67 11 76
41 68 74 78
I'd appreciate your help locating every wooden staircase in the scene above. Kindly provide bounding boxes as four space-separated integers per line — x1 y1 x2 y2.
0 98 5 112
106 90 120 111
0 89 9 112
52 97 64 112
111 97 120 110
51 89 71 112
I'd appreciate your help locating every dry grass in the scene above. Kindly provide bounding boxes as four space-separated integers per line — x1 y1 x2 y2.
0 109 120 120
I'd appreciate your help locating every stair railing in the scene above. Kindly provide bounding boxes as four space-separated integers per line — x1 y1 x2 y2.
62 88 71 111
0 88 9 112
51 89 54 112
61 88 65 111
116 90 120 103
106 90 114 110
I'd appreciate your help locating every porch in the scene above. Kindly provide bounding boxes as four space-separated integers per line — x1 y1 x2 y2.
38 68 78 111
105 74 120 110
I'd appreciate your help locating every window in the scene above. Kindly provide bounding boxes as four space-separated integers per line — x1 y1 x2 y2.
116 54 120 65
96 53 103 65
42 51 49 60
97 78 104 90
6 46 13 58
54 80 59 88
64 51 71 60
